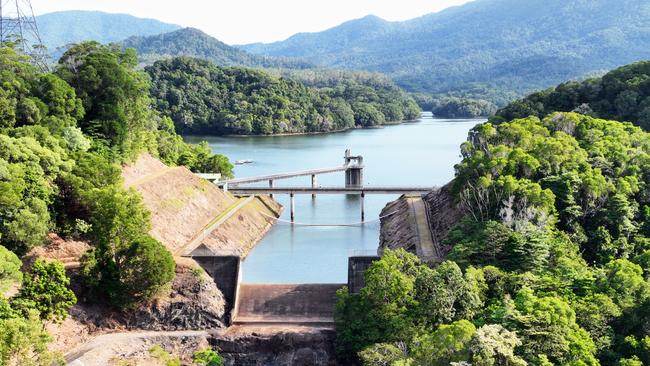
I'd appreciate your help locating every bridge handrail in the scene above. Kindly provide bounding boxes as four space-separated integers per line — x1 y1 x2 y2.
217 165 351 185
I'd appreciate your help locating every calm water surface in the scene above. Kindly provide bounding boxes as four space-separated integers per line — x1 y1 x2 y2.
186 114 484 283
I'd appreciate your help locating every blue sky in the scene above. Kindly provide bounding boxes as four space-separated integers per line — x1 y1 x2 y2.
31 0 475 44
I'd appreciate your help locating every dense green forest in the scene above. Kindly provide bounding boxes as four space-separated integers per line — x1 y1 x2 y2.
122 27 313 69
0 44 232 363
413 95 498 118
242 0 650 104
336 112 650 365
146 57 420 135
493 61 650 130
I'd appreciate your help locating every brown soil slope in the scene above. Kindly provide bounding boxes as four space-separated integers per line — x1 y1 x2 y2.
122 154 281 256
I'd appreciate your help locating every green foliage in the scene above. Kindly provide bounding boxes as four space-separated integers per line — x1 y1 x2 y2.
422 96 498 118
149 344 181 366
335 250 483 358
411 320 476 366
12 259 76 323
506 287 599 365
358 343 407 366
56 42 155 161
192 348 224 366
0 245 22 294
469 324 526 366
494 61 650 131
453 112 650 266
412 261 482 328
344 111 650 365
146 57 419 135
0 311 62 366
81 186 175 308
334 250 419 356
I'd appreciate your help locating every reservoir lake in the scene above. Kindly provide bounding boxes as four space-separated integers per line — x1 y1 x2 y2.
186 113 484 283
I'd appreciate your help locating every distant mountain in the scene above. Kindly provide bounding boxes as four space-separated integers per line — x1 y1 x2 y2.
240 0 650 104
122 28 313 69
35 11 180 53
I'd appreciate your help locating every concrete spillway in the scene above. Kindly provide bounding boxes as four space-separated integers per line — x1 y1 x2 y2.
233 284 343 325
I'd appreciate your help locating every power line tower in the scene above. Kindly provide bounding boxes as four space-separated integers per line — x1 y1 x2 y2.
0 0 49 70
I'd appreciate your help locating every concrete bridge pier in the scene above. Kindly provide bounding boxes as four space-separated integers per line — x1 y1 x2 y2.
361 191 365 222
290 193 295 222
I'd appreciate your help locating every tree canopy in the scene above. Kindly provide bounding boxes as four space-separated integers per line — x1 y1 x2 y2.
146 57 420 135
337 112 650 365
493 61 650 131
0 44 231 360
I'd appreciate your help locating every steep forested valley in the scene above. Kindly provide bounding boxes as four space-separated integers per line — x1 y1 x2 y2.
4 0 650 364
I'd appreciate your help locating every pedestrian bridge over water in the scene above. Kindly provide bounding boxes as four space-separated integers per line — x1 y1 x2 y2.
200 149 436 221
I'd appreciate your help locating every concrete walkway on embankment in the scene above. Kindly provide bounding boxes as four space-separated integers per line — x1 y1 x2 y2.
406 194 436 258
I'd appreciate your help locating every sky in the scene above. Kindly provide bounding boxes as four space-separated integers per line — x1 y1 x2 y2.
31 0 475 45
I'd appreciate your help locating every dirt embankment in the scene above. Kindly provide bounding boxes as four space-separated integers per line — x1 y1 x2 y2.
379 183 464 261
122 153 281 256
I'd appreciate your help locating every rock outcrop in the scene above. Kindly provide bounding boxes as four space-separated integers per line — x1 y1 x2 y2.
421 183 465 259
379 182 464 261
214 325 338 366
120 258 226 330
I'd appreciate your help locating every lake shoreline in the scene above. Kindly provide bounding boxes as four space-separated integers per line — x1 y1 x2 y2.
181 118 421 138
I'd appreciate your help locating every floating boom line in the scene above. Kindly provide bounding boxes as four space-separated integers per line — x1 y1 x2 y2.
260 210 397 227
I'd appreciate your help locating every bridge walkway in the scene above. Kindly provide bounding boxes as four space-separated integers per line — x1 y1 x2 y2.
215 165 350 185
228 186 435 195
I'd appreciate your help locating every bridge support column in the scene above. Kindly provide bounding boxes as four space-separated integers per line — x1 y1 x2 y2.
290 193 295 223
269 179 273 198
361 191 365 222
311 175 317 199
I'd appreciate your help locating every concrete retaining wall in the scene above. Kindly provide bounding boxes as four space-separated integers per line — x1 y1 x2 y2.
347 256 380 294
191 255 241 324
234 284 344 324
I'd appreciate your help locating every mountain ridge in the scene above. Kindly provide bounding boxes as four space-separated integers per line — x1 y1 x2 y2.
121 27 313 69
35 10 181 52
239 0 650 103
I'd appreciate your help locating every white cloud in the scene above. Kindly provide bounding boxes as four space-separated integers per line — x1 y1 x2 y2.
30 0 474 44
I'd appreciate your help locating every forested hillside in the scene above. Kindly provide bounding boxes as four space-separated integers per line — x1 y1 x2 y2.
122 27 313 69
146 57 420 135
242 0 650 104
337 112 650 365
493 61 650 130
36 11 180 53
0 44 232 362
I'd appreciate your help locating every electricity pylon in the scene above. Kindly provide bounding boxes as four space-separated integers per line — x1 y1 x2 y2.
0 0 49 70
